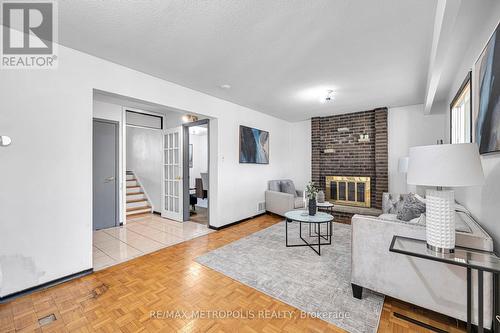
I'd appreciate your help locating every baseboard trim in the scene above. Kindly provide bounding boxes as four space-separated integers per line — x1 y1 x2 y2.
209 212 267 230
0 268 93 304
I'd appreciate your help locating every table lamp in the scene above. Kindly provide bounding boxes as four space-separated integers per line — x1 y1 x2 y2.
407 143 484 254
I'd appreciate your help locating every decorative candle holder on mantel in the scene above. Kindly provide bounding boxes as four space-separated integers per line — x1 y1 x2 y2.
358 134 370 143
323 144 335 154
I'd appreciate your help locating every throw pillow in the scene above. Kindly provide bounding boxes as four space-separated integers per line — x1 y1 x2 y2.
281 180 297 197
397 193 426 221
382 193 405 214
269 180 281 192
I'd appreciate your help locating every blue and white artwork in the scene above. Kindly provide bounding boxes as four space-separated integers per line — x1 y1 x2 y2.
475 24 500 154
239 125 269 164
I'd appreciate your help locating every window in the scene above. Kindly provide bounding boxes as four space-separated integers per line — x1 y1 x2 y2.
126 110 163 129
450 72 472 144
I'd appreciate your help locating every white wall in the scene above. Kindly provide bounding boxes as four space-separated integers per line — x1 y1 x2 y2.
0 44 293 297
165 111 186 129
288 120 311 190
442 1 500 250
126 126 163 211
388 104 447 194
189 132 208 189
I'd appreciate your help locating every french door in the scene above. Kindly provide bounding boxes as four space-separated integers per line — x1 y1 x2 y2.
161 126 183 221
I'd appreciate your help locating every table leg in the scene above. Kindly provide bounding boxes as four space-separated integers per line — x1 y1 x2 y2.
467 267 472 333
317 223 321 255
479 270 484 333
329 220 332 242
286 218 288 246
494 273 499 333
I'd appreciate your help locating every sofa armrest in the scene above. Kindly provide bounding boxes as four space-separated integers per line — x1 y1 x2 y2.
351 214 492 327
265 190 295 216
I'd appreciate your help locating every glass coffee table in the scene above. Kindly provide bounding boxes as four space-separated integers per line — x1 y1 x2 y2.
284 210 334 256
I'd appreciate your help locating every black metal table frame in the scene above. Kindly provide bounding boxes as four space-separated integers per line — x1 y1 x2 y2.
389 235 500 333
312 204 334 240
286 218 332 256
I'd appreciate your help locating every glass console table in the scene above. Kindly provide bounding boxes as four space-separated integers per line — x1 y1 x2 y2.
390 235 500 333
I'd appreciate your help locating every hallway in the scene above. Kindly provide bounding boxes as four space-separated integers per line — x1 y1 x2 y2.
93 214 213 270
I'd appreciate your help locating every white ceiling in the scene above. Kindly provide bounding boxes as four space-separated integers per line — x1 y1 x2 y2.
60 0 437 121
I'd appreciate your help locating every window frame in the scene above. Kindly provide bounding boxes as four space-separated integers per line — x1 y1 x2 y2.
449 71 472 144
125 109 164 130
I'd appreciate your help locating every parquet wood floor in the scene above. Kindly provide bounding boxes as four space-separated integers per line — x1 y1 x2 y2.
0 214 466 332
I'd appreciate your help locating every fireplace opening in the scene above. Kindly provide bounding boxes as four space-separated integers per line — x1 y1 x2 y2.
326 176 371 208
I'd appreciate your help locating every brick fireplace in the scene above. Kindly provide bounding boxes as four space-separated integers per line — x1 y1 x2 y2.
311 108 388 222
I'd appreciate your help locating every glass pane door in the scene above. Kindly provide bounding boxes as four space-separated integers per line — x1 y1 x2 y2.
161 126 183 221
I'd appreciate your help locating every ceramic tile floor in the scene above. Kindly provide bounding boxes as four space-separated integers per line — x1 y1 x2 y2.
93 213 213 270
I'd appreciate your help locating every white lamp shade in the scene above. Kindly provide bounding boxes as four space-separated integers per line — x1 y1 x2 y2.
407 143 484 187
398 157 409 173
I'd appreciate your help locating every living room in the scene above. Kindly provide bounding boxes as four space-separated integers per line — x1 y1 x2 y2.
1 1 500 332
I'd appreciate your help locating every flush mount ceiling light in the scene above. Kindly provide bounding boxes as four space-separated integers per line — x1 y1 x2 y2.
297 86 337 104
320 90 335 103
220 84 231 89
182 114 199 123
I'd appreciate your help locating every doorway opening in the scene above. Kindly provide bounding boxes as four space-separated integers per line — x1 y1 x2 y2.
91 90 214 271
183 120 209 226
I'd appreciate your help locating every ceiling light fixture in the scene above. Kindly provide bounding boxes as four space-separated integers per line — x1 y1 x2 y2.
320 90 335 103
220 84 231 89
297 86 337 103
182 114 199 123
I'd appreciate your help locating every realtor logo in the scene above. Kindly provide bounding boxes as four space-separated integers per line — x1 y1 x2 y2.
1 1 58 68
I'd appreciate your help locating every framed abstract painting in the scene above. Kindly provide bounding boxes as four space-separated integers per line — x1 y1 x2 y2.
474 22 500 154
239 125 269 164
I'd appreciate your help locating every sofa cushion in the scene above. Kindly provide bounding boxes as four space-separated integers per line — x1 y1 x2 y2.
281 180 297 197
268 180 281 192
397 193 426 221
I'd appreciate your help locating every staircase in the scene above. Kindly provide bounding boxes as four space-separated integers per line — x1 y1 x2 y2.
126 171 152 218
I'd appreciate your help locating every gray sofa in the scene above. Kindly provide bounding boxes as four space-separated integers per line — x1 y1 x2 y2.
351 193 493 328
265 179 304 216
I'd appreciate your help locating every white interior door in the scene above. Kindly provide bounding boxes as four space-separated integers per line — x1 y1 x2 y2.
161 126 183 221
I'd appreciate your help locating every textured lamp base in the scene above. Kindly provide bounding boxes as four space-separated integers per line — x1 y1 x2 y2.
425 189 455 254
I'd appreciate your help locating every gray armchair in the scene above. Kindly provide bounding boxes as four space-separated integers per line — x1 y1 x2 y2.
265 179 304 216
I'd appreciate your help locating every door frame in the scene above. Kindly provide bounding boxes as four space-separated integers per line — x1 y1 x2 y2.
182 119 210 227
92 118 120 229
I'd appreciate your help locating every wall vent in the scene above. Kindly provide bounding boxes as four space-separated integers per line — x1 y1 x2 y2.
258 202 266 212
